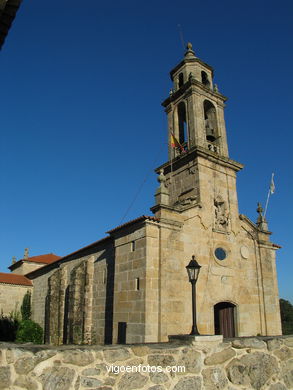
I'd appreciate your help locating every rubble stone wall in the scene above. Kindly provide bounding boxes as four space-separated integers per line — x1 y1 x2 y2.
0 336 292 390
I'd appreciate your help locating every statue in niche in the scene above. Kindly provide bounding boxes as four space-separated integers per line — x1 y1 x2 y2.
214 196 229 230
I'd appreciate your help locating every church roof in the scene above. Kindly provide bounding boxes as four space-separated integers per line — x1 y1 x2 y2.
0 272 32 286
9 253 61 271
26 216 159 279
107 215 159 234
26 237 111 279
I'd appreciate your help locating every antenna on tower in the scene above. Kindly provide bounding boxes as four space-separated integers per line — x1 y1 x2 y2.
177 24 185 50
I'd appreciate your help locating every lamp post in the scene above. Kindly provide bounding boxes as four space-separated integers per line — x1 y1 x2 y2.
186 255 201 335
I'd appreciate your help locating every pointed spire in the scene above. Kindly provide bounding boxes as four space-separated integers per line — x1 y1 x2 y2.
256 202 268 231
184 42 196 59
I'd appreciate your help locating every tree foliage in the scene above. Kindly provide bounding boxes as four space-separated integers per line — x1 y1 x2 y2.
15 319 43 344
280 298 293 335
21 290 31 321
0 313 19 341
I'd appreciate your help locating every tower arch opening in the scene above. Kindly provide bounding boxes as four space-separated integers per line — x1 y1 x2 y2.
201 71 210 88
178 72 184 88
204 100 218 143
177 101 188 146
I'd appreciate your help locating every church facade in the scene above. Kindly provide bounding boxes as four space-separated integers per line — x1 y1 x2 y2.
28 44 282 344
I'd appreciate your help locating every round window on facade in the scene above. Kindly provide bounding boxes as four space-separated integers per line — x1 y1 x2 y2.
215 247 227 261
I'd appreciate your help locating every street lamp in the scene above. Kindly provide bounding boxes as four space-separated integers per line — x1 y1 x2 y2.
186 255 201 335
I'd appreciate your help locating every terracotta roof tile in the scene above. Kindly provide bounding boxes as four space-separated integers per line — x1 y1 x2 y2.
23 254 61 264
26 237 110 279
9 253 61 271
0 272 32 286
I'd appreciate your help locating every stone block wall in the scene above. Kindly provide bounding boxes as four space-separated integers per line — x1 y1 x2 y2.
10 262 45 276
112 225 147 344
0 336 292 389
31 239 114 346
0 284 32 316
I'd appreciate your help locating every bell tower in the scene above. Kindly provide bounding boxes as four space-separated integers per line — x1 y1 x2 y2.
152 43 243 231
149 45 281 339
163 42 229 159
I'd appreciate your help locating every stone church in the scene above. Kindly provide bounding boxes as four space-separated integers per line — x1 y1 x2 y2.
27 44 282 345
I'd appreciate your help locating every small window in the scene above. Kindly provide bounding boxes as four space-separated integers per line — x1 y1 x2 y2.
201 71 210 88
117 322 127 344
103 269 107 284
135 277 140 291
131 241 136 252
215 248 227 261
178 73 184 88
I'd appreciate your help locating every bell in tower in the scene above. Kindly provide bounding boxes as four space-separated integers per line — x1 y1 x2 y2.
204 100 218 143
162 42 229 159
153 43 243 214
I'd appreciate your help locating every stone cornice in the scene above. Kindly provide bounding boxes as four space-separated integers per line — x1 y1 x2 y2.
162 79 227 108
239 214 258 230
169 57 214 80
155 147 243 174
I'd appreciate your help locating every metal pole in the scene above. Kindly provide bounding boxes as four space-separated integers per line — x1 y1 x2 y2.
190 280 199 335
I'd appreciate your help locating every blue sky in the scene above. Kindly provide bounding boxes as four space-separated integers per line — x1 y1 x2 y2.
1 0 292 302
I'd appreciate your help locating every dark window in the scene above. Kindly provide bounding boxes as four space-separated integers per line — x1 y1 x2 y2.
178 73 184 88
63 286 70 344
177 101 188 146
103 269 107 284
117 322 127 344
215 247 227 261
135 277 140 291
44 294 50 343
201 71 211 88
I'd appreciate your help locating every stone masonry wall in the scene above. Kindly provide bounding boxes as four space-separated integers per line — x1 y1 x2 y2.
0 336 292 390
0 284 32 316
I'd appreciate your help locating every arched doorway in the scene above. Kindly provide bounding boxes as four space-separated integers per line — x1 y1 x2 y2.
214 302 236 338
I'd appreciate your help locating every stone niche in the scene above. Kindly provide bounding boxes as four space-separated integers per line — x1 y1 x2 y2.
168 164 199 210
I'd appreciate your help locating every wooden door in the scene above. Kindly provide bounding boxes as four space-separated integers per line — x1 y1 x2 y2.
214 302 236 338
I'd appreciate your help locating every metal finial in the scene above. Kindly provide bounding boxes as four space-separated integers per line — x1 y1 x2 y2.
184 42 196 58
12 256 16 264
257 202 263 216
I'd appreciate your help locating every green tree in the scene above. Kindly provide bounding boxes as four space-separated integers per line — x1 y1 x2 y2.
21 290 31 321
15 319 43 344
280 298 293 335
0 313 19 341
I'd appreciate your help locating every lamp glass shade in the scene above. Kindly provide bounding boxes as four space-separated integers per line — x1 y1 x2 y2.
186 256 201 282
